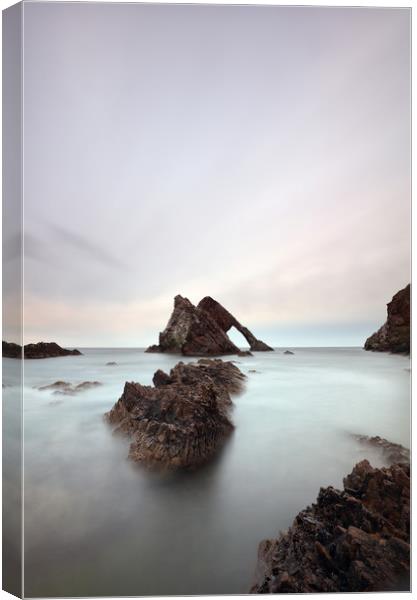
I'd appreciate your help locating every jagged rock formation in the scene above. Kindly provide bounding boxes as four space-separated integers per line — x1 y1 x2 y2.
145 295 273 356
251 460 410 593
2 340 82 359
364 284 410 354
105 359 245 469
353 434 410 465
38 381 101 395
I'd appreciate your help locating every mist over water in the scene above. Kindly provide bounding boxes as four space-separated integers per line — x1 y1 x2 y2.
3 347 409 597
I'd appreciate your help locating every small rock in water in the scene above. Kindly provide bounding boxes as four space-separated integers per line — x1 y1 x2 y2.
106 361 117 366
237 350 253 357
38 380 102 395
283 350 294 355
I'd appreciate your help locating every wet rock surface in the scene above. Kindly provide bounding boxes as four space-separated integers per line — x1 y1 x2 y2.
251 460 410 593
364 284 410 354
3 340 82 359
38 381 102 395
352 434 410 464
145 295 273 356
105 359 245 469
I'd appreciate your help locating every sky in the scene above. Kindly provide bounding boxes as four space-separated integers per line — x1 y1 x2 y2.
14 3 411 347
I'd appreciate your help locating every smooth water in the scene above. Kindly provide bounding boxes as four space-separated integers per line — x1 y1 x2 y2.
3 347 410 597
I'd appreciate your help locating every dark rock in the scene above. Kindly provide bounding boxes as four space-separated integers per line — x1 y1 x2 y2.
3 340 83 359
198 296 274 352
105 359 245 469
145 345 161 353
2 341 22 358
352 434 410 465
38 381 101 395
145 295 273 356
364 285 410 354
237 350 253 357
106 361 117 366
251 460 410 593
283 350 294 355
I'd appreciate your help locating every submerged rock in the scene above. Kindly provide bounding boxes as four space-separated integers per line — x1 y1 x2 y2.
283 350 294 355
145 295 273 356
3 340 82 359
105 359 245 469
38 381 101 395
353 434 410 465
364 284 410 354
106 362 117 366
251 460 410 593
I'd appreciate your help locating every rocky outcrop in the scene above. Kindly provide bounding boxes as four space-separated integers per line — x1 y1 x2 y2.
145 295 273 356
364 284 410 354
105 359 245 469
2 340 82 359
353 434 410 465
2 341 21 358
38 381 101 395
251 460 410 593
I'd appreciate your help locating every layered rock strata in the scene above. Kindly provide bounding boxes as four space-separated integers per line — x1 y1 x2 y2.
105 359 245 469
251 460 410 593
146 295 273 356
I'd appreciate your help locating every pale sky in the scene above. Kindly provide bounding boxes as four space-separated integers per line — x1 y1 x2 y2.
17 3 410 347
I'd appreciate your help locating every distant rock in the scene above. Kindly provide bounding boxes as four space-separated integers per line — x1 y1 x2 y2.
237 350 253 357
283 350 294 355
145 295 273 356
251 459 410 593
38 381 101 395
106 362 117 366
105 359 245 469
2 341 21 358
364 285 410 354
3 340 82 359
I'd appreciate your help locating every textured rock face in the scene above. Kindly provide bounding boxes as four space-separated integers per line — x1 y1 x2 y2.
251 460 410 593
146 295 273 356
364 284 410 354
3 340 82 359
105 359 245 469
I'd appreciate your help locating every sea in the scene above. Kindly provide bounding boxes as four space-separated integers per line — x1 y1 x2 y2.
2 347 411 597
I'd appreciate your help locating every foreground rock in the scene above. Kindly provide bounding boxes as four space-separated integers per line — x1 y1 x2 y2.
105 359 245 469
38 381 101 395
251 460 410 593
364 284 410 354
2 340 82 359
145 295 273 356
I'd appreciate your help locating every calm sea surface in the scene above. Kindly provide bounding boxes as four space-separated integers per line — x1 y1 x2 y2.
3 347 410 597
